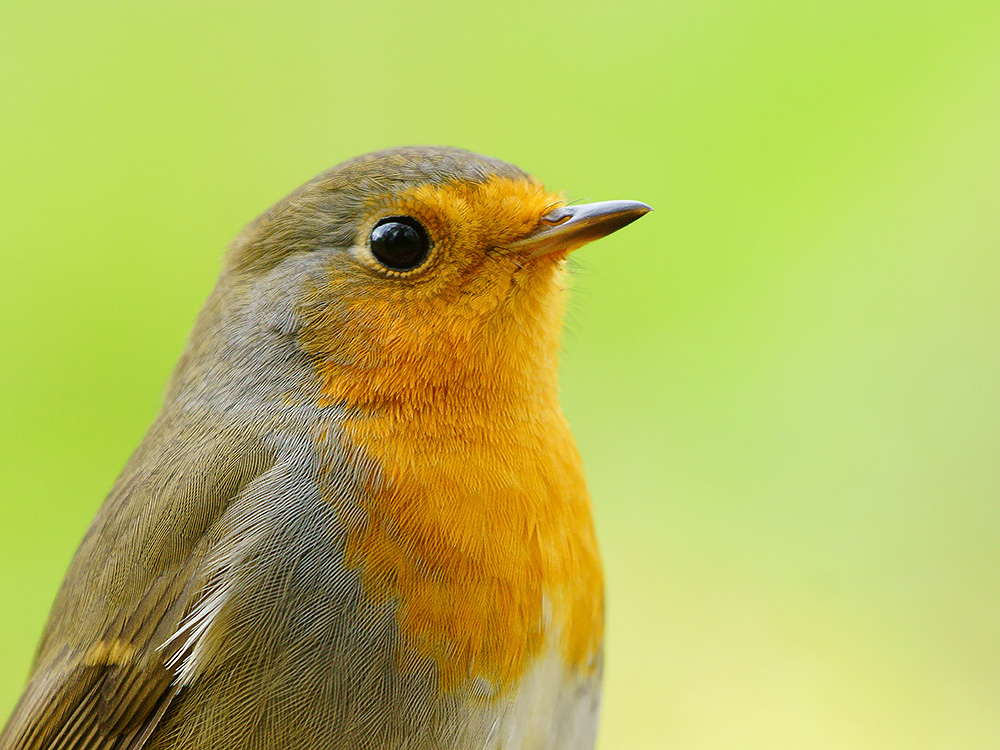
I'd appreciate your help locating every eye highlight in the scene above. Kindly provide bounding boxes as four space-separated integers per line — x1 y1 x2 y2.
369 216 430 272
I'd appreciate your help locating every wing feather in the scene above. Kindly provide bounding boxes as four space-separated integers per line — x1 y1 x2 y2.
1 568 194 750
0 426 276 750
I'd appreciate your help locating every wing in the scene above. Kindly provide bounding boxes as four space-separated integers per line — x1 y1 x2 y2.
0 561 201 750
0 421 276 750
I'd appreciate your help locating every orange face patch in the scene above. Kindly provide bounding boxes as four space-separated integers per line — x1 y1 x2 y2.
301 175 569 408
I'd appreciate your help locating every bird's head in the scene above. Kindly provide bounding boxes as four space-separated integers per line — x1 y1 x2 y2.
207 146 648 412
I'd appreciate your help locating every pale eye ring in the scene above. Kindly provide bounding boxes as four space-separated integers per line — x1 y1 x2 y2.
369 216 430 271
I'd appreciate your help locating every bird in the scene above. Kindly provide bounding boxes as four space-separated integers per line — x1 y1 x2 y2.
0 146 650 750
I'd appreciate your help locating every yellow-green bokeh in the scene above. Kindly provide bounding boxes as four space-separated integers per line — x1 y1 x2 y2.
2 2 998 747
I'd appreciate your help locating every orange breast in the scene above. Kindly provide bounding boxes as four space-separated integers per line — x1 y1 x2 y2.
331 400 603 692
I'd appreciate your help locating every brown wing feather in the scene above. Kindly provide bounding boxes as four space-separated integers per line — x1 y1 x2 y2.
0 424 275 750
0 559 201 750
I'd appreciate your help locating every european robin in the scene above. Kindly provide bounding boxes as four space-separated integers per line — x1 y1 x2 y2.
0 146 650 750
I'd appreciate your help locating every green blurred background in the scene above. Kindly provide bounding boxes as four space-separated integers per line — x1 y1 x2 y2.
2 1 999 747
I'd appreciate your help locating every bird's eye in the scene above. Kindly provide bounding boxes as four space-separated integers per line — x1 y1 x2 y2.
369 216 430 271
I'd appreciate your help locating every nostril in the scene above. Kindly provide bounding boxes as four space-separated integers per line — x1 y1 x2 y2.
541 207 573 226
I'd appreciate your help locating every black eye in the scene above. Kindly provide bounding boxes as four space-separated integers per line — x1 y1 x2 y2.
369 216 430 271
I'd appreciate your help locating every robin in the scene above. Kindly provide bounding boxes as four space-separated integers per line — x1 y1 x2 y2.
0 146 650 750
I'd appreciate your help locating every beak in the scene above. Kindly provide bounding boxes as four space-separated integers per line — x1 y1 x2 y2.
506 200 652 259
